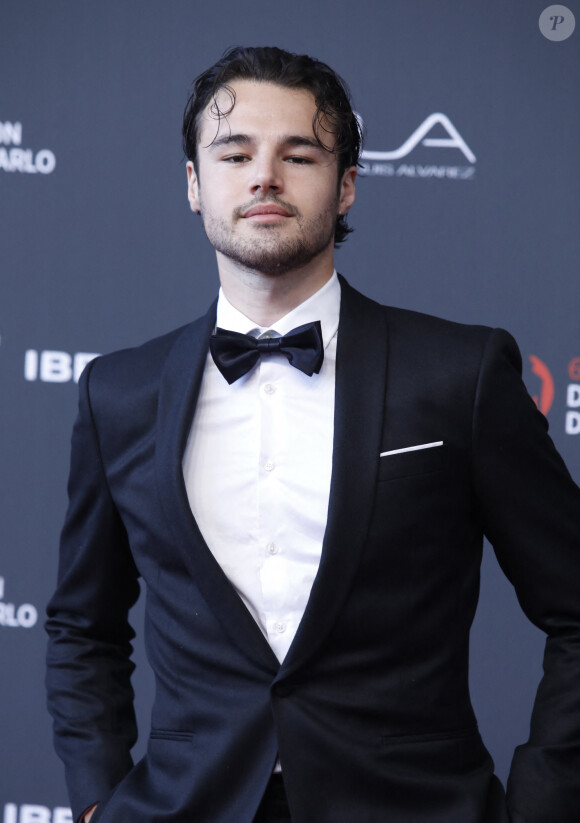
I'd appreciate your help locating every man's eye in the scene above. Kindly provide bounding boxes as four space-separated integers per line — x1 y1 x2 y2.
223 154 249 163
286 156 312 165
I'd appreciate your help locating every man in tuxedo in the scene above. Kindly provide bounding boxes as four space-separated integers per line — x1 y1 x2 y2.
46 46 580 823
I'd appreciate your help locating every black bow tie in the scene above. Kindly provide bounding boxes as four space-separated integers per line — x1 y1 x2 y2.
209 321 324 384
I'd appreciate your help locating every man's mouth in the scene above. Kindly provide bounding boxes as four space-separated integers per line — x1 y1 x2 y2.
242 204 294 221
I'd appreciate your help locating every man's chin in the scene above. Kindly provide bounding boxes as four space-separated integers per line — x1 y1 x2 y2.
223 251 307 277
217 236 326 276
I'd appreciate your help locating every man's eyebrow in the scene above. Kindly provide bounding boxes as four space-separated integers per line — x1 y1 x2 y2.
206 134 325 151
207 133 252 150
283 136 322 150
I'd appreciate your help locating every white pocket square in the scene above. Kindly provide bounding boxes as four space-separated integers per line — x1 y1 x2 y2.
380 441 444 457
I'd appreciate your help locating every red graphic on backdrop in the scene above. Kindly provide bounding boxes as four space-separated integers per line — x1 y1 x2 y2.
568 358 580 381
529 355 554 415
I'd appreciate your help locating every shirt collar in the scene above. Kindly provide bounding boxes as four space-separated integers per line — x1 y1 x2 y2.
215 270 340 351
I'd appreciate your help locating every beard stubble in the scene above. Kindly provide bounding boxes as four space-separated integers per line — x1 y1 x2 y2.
199 195 338 276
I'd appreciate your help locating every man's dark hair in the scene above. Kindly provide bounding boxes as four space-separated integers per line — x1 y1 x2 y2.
182 45 362 245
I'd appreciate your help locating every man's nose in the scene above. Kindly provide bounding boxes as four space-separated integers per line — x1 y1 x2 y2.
250 155 282 195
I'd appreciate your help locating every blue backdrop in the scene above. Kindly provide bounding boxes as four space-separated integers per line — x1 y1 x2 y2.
1 1 578 817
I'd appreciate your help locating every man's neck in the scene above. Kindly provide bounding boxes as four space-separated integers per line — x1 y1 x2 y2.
216 253 336 327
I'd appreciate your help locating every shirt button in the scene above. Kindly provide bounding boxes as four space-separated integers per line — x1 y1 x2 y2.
267 542 279 555
263 383 276 395
274 622 287 633
264 460 275 472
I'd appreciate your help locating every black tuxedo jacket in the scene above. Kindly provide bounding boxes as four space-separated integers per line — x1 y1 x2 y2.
46 278 580 823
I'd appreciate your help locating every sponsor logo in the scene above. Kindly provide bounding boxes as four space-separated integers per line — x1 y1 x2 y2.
539 5 575 41
529 355 555 415
24 350 99 383
0 121 56 175
528 355 580 435
566 357 580 435
358 113 476 180
0 577 38 629
2 806 72 823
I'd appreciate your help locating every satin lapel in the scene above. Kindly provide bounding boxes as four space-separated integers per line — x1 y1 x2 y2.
279 277 388 679
155 302 279 674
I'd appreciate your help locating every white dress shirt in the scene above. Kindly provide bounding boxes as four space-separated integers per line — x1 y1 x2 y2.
182 272 339 664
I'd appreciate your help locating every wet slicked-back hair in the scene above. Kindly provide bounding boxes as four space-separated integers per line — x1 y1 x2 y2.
182 46 362 245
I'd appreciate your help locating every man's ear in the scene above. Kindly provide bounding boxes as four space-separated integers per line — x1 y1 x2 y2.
186 161 200 213
338 165 357 216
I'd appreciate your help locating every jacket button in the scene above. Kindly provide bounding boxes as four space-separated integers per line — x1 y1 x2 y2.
273 682 293 697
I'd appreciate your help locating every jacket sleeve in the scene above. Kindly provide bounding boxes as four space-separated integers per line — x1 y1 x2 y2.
471 328 580 823
45 359 141 822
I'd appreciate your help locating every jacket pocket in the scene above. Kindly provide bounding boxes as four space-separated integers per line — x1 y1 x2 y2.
379 724 477 746
149 728 195 742
378 443 448 481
